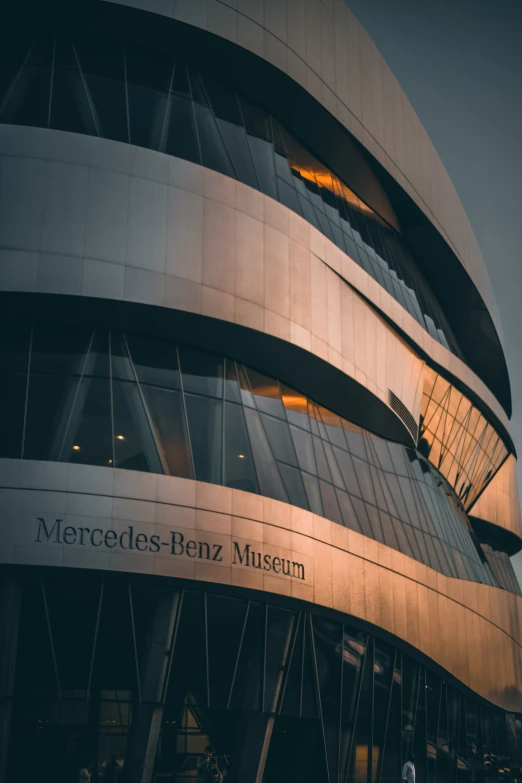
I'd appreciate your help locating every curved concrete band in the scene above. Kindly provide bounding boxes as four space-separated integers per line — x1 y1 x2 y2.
0 458 521 712
100 0 502 341
0 126 511 443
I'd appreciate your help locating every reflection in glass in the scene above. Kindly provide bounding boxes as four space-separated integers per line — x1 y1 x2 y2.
0 323 516 592
0 32 465 360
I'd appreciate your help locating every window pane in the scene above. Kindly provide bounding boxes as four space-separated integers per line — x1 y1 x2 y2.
165 65 200 164
224 401 258 493
61 375 113 466
290 425 316 474
31 324 91 376
281 385 310 430
319 480 343 525
1 37 53 128
24 375 79 461
179 345 223 398
190 71 235 179
112 380 161 472
302 471 323 515
110 332 134 381
207 594 248 708
229 602 264 711
185 394 222 483
244 407 287 503
246 367 286 419
265 608 297 713
76 39 128 143
224 358 241 403
126 334 180 390
83 330 110 378
278 462 309 510
261 413 298 466
50 38 97 136
0 374 26 458
142 386 192 478
126 47 172 150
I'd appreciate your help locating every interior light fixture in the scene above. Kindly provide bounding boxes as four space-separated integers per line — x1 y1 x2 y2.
238 454 245 459
116 434 125 440
72 445 81 451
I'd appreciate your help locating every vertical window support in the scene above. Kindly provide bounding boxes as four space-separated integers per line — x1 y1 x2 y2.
86 579 104 701
227 599 251 709
40 577 62 701
128 583 142 704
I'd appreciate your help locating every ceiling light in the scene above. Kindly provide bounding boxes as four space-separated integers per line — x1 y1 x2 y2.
72 445 81 451
116 434 125 440
238 454 245 459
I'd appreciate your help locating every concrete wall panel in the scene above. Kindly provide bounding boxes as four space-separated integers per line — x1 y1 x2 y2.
1 458 521 712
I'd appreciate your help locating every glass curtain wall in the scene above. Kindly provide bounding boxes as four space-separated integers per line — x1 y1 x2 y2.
419 368 508 511
0 32 462 358
0 324 513 590
7 572 522 783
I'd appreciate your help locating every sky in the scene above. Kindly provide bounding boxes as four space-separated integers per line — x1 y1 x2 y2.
344 0 522 581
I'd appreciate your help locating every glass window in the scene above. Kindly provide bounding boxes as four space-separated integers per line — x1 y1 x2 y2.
223 401 258 493
261 413 298 466
50 38 98 136
83 330 110 378
76 38 129 142
110 332 134 382
244 407 287 503
61 375 113 467
302 471 324 516
126 334 180 390
224 359 241 403
164 63 200 164
320 480 343 525
265 607 297 713
24 375 80 461
229 601 264 711
0 374 27 459
245 367 286 419
1 36 53 129
179 345 223 399
290 425 317 475
112 380 161 472
281 385 310 430
126 46 172 150
184 394 222 484
207 594 248 708
30 325 91 377
279 462 309 510
313 436 332 483
190 70 235 179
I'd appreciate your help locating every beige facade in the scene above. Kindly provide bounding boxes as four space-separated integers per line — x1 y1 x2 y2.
471 455 522 541
102 0 502 339
0 127 511 441
1 458 521 712
0 1 520 764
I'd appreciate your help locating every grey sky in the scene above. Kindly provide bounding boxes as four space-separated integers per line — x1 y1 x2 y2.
344 0 522 579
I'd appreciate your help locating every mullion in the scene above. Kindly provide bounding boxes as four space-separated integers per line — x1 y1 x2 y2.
197 68 239 180
121 333 167 474
71 38 101 137
46 34 56 128
176 344 197 479
108 331 116 467
158 60 176 153
20 324 33 460
0 38 35 115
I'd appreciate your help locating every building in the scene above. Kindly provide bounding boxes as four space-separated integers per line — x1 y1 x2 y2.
0 1 521 782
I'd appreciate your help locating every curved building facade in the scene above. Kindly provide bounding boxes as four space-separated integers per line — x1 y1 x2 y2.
0 2 521 783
